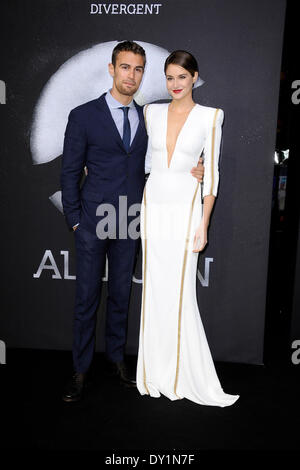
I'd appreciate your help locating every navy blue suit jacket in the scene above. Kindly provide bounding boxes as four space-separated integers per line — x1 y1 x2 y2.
61 93 148 230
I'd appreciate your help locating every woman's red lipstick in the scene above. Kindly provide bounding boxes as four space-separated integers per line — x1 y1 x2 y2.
173 89 182 94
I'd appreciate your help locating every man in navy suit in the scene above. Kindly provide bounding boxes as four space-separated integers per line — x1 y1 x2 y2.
61 41 204 402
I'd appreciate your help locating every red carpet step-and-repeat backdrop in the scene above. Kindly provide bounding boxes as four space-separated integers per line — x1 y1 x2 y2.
0 0 286 364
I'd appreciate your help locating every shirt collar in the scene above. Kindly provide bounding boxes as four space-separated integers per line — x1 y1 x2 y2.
106 89 135 109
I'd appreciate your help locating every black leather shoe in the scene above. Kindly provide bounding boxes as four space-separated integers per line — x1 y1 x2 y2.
62 372 87 402
107 361 136 387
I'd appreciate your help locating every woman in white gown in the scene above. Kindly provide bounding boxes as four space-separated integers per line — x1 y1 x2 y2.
136 50 239 407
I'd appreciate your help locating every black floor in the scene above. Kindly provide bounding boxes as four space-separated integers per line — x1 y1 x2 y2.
2 222 299 457
1 346 299 455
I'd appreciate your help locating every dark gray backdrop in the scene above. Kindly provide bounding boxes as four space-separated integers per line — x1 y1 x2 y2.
0 0 286 365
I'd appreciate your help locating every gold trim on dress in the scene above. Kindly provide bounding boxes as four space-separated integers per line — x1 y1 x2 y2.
174 183 200 397
141 186 150 394
209 108 220 196
144 104 150 133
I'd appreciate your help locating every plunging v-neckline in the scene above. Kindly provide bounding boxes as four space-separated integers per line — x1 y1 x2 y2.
165 103 197 169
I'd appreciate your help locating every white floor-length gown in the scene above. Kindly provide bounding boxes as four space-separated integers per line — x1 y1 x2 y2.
136 102 239 407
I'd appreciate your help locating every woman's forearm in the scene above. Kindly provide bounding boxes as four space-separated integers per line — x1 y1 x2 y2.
202 195 215 227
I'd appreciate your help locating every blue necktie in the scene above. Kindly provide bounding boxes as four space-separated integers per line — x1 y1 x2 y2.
120 106 131 152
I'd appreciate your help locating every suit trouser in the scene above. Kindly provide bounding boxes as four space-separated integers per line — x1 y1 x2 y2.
73 224 139 373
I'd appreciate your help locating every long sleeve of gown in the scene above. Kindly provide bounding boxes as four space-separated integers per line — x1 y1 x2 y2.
202 108 224 198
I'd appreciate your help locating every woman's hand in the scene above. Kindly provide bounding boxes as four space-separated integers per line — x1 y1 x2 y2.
193 219 208 252
190 156 204 183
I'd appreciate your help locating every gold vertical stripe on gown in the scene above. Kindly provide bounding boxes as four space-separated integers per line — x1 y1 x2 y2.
209 108 220 196
144 104 149 132
141 186 150 394
174 182 199 397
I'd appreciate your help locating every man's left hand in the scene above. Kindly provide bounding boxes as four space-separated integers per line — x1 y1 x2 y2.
190 156 204 183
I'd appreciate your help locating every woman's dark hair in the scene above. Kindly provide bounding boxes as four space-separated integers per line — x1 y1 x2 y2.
164 50 199 77
112 41 146 67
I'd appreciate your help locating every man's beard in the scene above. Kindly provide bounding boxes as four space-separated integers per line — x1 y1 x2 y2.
116 82 137 97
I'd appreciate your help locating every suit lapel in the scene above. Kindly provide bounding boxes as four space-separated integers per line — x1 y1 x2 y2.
95 93 124 150
95 93 146 152
129 101 145 151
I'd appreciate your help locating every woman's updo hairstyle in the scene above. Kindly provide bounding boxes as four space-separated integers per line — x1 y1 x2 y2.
164 50 199 77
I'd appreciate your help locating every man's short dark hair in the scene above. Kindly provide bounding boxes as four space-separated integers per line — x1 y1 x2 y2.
111 41 146 67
